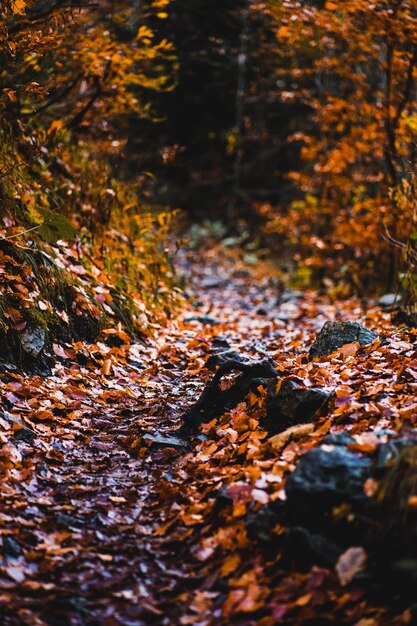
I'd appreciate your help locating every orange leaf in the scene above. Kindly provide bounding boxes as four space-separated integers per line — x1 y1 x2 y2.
337 341 360 360
102 359 113 376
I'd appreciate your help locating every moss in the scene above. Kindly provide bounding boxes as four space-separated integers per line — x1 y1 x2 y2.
24 307 55 331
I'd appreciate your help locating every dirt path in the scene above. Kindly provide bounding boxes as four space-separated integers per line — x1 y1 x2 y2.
0 246 285 625
0 245 405 625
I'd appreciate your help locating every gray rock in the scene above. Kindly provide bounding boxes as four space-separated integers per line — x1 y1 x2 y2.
281 290 305 303
142 432 185 448
322 432 355 446
205 350 247 370
287 526 344 568
309 320 378 359
2 412 35 443
21 327 46 357
285 445 372 523
211 336 230 349
201 278 228 289
2 536 22 558
379 293 400 309
265 378 332 434
184 315 220 326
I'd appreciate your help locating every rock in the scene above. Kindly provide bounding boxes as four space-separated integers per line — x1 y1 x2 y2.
205 350 247 370
322 432 355 446
286 433 417 529
201 278 228 289
211 336 230 349
309 320 378 359
281 290 305 303
180 358 279 430
285 445 372 527
20 327 46 357
127 359 146 371
55 512 86 529
142 432 186 448
0 361 18 372
392 310 417 328
1 412 35 443
264 378 332 435
245 432 417 592
2 536 22 559
246 500 286 544
287 527 344 568
13 426 36 444
378 293 400 309
184 315 220 326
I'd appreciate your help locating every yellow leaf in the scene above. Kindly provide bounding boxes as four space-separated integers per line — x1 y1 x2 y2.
47 119 64 135
268 423 315 451
136 26 154 41
11 0 26 15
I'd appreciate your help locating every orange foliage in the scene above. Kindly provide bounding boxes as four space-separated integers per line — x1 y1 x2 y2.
260 0 417 294
0 0 179 331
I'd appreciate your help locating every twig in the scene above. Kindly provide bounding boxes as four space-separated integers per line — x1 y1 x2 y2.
0 225 41 241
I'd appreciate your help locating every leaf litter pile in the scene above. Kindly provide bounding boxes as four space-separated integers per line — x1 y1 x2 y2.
1 243 417 625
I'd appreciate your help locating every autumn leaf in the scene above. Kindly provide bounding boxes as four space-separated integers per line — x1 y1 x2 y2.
336 547 367 586
268 423 315 451
47 119 64 135
2 88 17 102
37 209 78 243
11 0 26 15
337 341 360 360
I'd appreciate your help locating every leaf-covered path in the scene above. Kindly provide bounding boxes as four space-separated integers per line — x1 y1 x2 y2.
0 244 415 625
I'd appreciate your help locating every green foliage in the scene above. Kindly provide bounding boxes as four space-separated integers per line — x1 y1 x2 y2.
37 209 78 244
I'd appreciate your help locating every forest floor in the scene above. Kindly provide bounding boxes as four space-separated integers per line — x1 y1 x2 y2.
0 241 415 626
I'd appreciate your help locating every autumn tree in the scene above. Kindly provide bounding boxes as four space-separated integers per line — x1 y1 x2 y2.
258 0 417 295
0 0 179 367
1 0 175 225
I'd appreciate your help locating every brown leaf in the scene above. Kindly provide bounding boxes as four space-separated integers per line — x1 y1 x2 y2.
336 547 367 586
268 423 315 451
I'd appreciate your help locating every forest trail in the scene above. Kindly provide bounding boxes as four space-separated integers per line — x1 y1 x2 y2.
0 245 290 626
4 2 417 624
0 243 410 626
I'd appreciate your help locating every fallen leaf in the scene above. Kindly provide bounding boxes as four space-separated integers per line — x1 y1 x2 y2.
268 423 315 451
336 547 367 586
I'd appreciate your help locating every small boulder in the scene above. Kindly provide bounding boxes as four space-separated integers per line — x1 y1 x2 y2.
281 290 305 303
286 526 344 568
211 336 231 349
21 327 46 357
265 378 332 435
392 310 417 328
378 293 399 309
205 350 247 370
184 314 220 326
247 432 417 591
285 445 372 526
309 320 378 359
322 432 356 446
